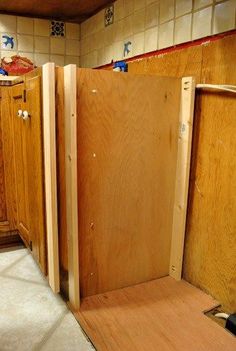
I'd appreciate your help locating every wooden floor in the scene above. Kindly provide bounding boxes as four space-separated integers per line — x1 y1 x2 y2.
76 277 236 351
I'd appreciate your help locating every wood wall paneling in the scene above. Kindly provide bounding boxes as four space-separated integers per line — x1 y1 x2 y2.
124 34 236 311
77 69 182 297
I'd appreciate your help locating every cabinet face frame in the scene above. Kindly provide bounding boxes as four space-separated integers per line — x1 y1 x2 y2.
63 68 195 311
42 63 60 293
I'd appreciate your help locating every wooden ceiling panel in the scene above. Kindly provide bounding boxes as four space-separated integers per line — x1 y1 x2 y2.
0 0 113 23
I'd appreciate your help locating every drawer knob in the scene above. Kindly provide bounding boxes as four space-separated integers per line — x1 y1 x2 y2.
22 110 30 120
17 109 23 117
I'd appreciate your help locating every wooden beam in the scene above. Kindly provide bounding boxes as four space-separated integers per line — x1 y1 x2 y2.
42 63 60 293
169 77 196 280
64 64 80 310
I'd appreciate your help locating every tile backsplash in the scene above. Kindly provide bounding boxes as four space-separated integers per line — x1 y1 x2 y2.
0 14 80 67
80 0 236 68
0 0 235 69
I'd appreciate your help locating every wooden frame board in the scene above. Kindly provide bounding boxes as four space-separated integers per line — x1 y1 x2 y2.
169 77 196 280
42 63 59 293
64 64 80 310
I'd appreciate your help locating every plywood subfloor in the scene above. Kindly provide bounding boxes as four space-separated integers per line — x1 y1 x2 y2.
76 276 236 351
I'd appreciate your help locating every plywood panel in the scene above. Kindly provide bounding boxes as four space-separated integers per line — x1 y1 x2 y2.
77 69 181 297
183 35 236 311
76 277 236 351
121 34 236 311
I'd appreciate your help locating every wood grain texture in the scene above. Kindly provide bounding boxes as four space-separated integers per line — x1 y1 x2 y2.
25 72 47 274
0 0 111 22
77 69 181 297
0 88 7 222
169 77 196 279
64 65 80 309
0 87 18 232
183 35 236 312
76 277 236 351
11 83 31 244
123 34 236 311
55 68 68 276
42 63 59 292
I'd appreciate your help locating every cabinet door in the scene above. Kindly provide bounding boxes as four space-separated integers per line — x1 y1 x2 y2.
0 88 8 227
25 75 47 274
0 87 17 233
12 84 30 245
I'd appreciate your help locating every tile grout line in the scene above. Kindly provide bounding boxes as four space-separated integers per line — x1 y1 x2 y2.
0 251 29 275
32 309 68 351
0 273 48 286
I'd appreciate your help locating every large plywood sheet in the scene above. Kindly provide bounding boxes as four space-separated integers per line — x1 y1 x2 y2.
76 277 236 351
77 69 182 297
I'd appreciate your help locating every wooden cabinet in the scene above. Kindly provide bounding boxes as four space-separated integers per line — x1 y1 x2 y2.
11 72 47 274
0 87 17 233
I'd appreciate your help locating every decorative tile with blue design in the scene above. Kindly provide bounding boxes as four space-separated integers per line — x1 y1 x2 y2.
105 5 114 27
1 33 17 50
50 21 65 37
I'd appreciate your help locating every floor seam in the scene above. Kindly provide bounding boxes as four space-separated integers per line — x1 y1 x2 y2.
0 274 48 286
32 309 68 351
0 251 29 275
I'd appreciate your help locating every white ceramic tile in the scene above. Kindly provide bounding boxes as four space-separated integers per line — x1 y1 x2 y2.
123 15 133 37
160 0 175 23
17 34 33 52
123 36 133 58
133 8 145 33
133 31 145 56
17 17 33 34
93 11 104 32
194 0 212 10
175 13 192 44
144 26 158 52
124 0 134 16
97 47 106 66
80 38 90 55
34 53 49 66
0 14 16 33
192 6 212 40
176 0 192 17
50 37 65 55
65 55 80 65
213 0 236 35
50 54 65 66
113 20 124 42
104 44 115 63
113 40 124 61
34 19 50 36
145 2 159 29
65 39 80 56
134 0 146 11
34 36 50 53
41 312 95 351
1 34 17 51
66 23 80 39
94 30 105 50
104 25 115 46
159 20 174 48
1 50 17 58
90 50 98 67
18 52 34 63
114 0 125 21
